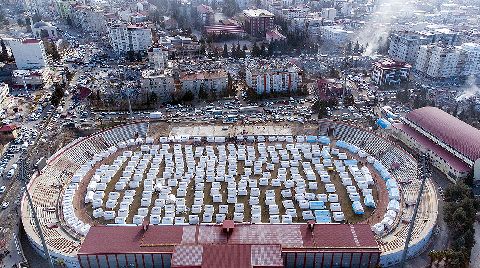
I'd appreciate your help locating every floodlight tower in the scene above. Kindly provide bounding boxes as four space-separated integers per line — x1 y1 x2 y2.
400 153 430 268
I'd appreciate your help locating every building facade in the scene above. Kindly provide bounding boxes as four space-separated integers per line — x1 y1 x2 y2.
7 39 47 70
108 23 153 54
140 69 175 102
148 46 169 70
246 61 303 94
180 70 228 97
321 26 353 45
371 58 411 86
0 83 9 112
243 9 275 38
78 224 380 268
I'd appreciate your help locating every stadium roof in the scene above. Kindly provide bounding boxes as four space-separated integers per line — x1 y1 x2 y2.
405 106 480 161
79 224 379 256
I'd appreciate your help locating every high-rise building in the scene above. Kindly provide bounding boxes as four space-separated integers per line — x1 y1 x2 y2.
108 23 153 54
415 43 480 79
148 46 169 70
243 9 275 38
388 32 433 64
7 39 48 70
372 58 411 86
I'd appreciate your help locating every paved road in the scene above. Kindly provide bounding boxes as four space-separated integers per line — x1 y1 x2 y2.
470 222 480 268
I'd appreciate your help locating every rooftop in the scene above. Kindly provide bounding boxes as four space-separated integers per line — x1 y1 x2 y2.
244 9 274 18
79 224 379 256
405 106 480 162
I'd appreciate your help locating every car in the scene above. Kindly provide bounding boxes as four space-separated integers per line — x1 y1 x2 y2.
2 202 9 209
0 186 5 193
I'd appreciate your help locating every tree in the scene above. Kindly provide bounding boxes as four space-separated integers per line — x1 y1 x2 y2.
0 39 8 62
127 50 135 62
16 18 24 27
222 0 240 17
222 43 229 58
182 90 194 102
199 43 206 55
40 29 49 39
136 52 143 62
346 41 352 54
45 41 60 61
51 83 65 106
32 13 42 23
252 43 260 57
344 93 355 106
354 41 360 54
198 86 208 99
260 43 266 57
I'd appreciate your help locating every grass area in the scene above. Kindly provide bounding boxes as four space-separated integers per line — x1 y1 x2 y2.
83 142 381 224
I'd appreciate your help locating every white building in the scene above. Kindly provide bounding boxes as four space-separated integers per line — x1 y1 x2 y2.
0 83 9 112
246 60 303 94
459 43 480 76
148 46 169 70
416 43 480 79
31 21 59 39
180 70 228 97
321 8 336 20
7 39 47 70
388 32 433 64
321 26 353 45
140 69 175 102
108 23 152 54
280 6 310 21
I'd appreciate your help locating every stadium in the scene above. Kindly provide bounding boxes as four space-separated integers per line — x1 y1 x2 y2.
21 120 438 267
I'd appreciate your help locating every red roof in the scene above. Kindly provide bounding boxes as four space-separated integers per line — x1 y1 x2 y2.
405 106 480 162
394 123 470 172
21 39 41 44
0 124 18 132
202 244 252 268
80 224 379 256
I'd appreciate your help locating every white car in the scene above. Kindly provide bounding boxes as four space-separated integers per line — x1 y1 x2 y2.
2 202 9 209
0 185 5 193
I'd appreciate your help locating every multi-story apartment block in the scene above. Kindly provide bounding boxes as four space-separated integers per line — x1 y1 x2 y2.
246 60 303 94
321 8 336 21
0 83 9 112
415 43 480 79
148 46 169 70
280 6 310 21
388 32 433 64
70 5 109 34
243 9 275 38
7 39 47 70
197 4 215 25
140 69 175 102
321 26 353 45
459 43 480 76
108 23 152 54
372 58 411 86
180 70 228 97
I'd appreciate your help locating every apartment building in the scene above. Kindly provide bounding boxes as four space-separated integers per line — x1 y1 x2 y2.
148 45 169 70
321 26 353 45
243 9 275 38
7 39 47 70
372 58 412 86
246 60 303 94
140 69 175 102
180 70 228 97
108 23 153 53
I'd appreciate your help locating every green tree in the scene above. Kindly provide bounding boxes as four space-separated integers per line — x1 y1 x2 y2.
252 43 260 57
182 90 194 102
354 41 360 54
222 43 229 58
260 43 266 57
127 50 135 62
344 93 355 106
51 83 65 106
346 41 352 54
0 39 8 62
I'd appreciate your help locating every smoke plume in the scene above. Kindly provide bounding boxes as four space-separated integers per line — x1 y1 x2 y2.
456 75 480 102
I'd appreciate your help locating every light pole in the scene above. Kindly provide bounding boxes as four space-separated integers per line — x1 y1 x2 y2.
19 155 54 268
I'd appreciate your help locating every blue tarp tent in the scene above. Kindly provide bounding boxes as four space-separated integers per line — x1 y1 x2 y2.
318 136 331 144
377 118 392 129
